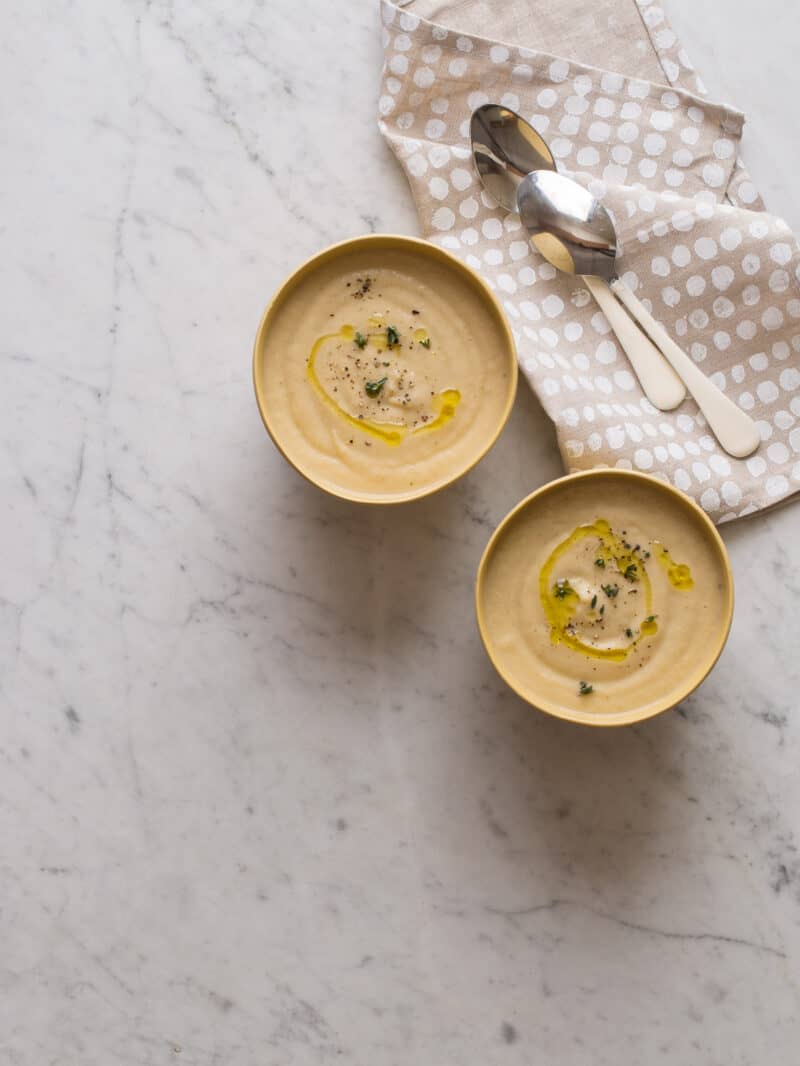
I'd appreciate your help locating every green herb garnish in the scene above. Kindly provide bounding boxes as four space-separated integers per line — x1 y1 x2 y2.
579 681 594 696
386 325 400 347
553 581 572 600
591 594 597 609
601 584 619 598
420 337 431 348
624 563 638 582
626 628 633 638
645 615 657 624
599 605 605 615
595 558 606 568
354 331 368 349
364 377 388 397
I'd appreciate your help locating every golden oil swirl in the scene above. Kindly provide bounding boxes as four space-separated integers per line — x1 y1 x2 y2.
306 325 459 446
538 519 694 662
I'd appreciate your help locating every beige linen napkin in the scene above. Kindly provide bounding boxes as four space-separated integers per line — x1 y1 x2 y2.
378 0 800 520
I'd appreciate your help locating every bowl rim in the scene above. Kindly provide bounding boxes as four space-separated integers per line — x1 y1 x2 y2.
474 468 735 727
252 233 519 505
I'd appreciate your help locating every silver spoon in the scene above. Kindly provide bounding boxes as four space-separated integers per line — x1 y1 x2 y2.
518 170 760 459
471 104 685 412
471 103 555 207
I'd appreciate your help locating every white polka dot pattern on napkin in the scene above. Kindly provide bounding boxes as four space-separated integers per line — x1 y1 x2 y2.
379 0 800 520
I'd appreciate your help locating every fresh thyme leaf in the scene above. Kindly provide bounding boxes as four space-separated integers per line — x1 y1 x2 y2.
601 584 620 598
591 594 597 609
386 325 400 347
579 681 594 696
599 605 605 615
626 628 633 638
595 558 605 568
553 581 572 600
420 337 431 348
624 563 638 581
354 331 368 349
645 615 657 623
364 377 388 397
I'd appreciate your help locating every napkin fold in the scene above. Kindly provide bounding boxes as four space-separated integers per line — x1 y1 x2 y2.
378 0 800 520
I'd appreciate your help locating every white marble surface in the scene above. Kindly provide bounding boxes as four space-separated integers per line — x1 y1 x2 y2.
2 1 799 1062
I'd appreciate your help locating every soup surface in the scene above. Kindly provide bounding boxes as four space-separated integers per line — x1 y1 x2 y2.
258 241 516 501
478 473 732 722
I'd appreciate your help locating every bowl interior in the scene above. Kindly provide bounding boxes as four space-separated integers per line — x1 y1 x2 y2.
253 234 518 504
476 470 734 726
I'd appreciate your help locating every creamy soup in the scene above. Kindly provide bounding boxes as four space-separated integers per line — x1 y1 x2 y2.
478 473 732 723
256 239 516 502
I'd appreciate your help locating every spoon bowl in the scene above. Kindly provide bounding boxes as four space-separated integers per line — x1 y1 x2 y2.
470 104 555 212
517 170 618 278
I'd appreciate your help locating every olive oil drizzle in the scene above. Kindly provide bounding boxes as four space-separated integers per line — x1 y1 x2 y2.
653 542 695 590
306 325 459 446
538 519 682 662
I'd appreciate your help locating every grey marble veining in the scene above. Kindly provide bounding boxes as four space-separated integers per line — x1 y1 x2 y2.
1 1 799 1063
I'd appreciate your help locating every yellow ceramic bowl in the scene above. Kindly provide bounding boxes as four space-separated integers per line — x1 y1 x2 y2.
475 470 734 727
253 234 518 504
